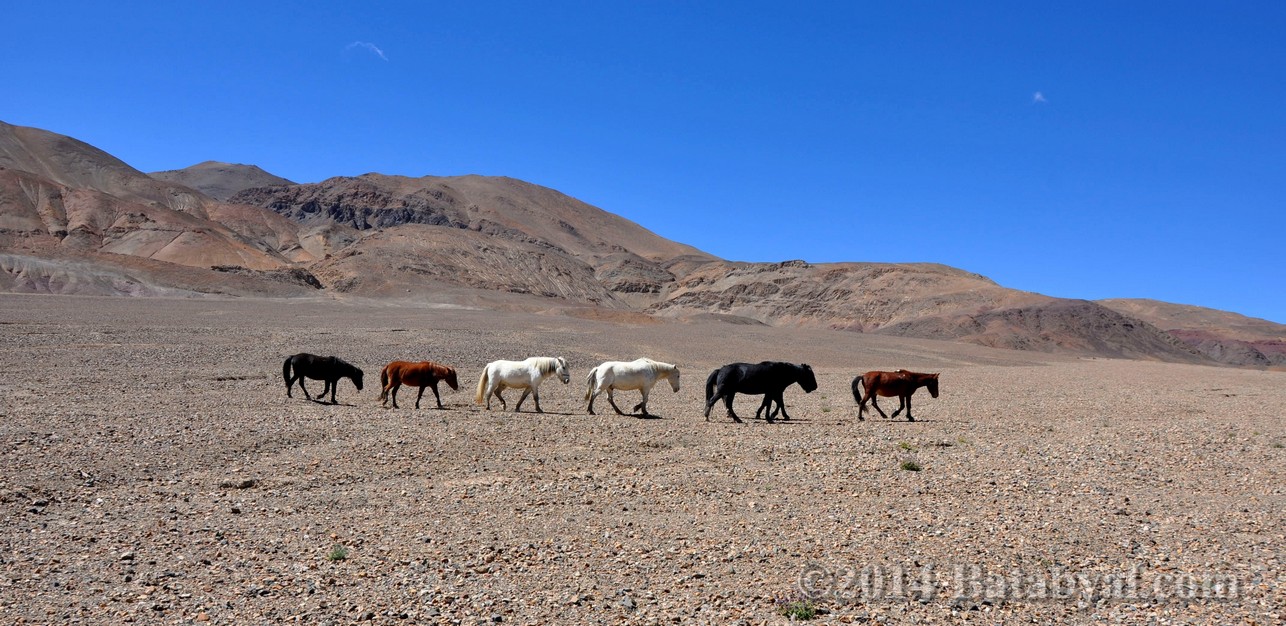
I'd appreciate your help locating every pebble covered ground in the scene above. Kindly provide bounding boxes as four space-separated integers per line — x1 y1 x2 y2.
1 294 1281 625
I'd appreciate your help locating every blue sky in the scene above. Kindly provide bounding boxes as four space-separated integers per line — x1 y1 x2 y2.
4 2 1284 322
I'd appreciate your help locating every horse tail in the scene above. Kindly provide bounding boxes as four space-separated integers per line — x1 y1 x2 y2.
474 367 489 405
282 356 293 389
378 364 390 403
705 369 718 403
584 367 599 401
851 376 864 404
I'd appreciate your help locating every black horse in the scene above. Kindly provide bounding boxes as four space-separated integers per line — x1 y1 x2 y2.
704 361 818 423
282 353 364 404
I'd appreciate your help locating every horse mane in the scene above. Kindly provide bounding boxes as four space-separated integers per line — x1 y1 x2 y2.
642 358 676 374
534 357 559 376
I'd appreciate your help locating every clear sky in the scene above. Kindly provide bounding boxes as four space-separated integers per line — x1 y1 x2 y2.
4 2 1284 322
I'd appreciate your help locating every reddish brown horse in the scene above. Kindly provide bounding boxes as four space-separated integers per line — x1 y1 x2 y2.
379 361 459 409
852 370 939 421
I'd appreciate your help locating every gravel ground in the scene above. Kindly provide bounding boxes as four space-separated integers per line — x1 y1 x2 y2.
1 294 1281 625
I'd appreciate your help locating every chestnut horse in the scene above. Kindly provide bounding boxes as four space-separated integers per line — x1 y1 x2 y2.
379 360 459 409
852 370 939 421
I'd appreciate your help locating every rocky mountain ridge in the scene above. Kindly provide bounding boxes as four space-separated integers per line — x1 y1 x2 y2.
2 120 1281 367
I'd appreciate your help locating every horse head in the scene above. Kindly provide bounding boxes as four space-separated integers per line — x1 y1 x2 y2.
926 373 939 398
444 368 460 391
351 366 364 391
555 357 570 384
667 365 681 393
798 364 818 393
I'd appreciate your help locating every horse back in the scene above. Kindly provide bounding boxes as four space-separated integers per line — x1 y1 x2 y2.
386 360 450 386
864 370 924 397
713 362 780 395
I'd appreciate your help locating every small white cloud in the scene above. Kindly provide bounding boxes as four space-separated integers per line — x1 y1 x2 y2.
345 41 388 61
1032 91 1047 104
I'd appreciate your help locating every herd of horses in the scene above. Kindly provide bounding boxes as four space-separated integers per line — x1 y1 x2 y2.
281 353 940 422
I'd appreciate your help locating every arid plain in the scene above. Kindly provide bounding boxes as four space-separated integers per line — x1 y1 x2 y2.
1 294 1281 625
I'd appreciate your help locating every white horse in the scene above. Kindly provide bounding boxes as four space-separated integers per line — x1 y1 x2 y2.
584 358 680 417
475 357 570 413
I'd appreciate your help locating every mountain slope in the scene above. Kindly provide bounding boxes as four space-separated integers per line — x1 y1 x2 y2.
1099 299 1286 366
0 121 1266 366
230 173 712 264
648 260 1207 362
0 122 300 274
149 161 295 201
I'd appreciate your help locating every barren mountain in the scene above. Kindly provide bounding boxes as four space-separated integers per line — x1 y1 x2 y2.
1100 298 1286 367
649 260 1207 362
231 173 710 264
0 121 1270 366
1 121 211 217
0 122 307 277
149 161 295 201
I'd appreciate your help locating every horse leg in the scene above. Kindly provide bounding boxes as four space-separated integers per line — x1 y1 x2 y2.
632 388 650 416
606 389 628 416
298 377 313 401
870 395 891 420
531 387 544 413
724 392 742 423
328 379 339 404
491 388 507 411
891 395 905 419
775 391 791 421
415 385 426 410
515 388 532 412
904 394 915 422
586 387 599 415
430 383 444 409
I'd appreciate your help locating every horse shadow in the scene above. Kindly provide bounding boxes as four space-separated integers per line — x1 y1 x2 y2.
862 417 939 424
306 398 353 407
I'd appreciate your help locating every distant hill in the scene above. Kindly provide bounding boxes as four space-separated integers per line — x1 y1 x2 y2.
0 120 1272 367
649 260 1206 363
1099 299 1286 367
150 161 295 201
0 122 302 273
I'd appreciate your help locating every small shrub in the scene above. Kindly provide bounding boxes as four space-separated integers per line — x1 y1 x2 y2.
900 459 922 472
1272 442 1284 449
777 597 818 620
327 544 348 562
897 441 917 452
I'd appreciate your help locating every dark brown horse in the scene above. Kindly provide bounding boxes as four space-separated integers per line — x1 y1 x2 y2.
852 370 939 421
283 353 363 404
379 361 459 409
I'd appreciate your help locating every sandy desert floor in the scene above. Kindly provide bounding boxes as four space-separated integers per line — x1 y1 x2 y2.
0 294 1281 625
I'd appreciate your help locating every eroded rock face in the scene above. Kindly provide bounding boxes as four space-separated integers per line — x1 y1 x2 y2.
594 253 676 295
232 178 471 230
